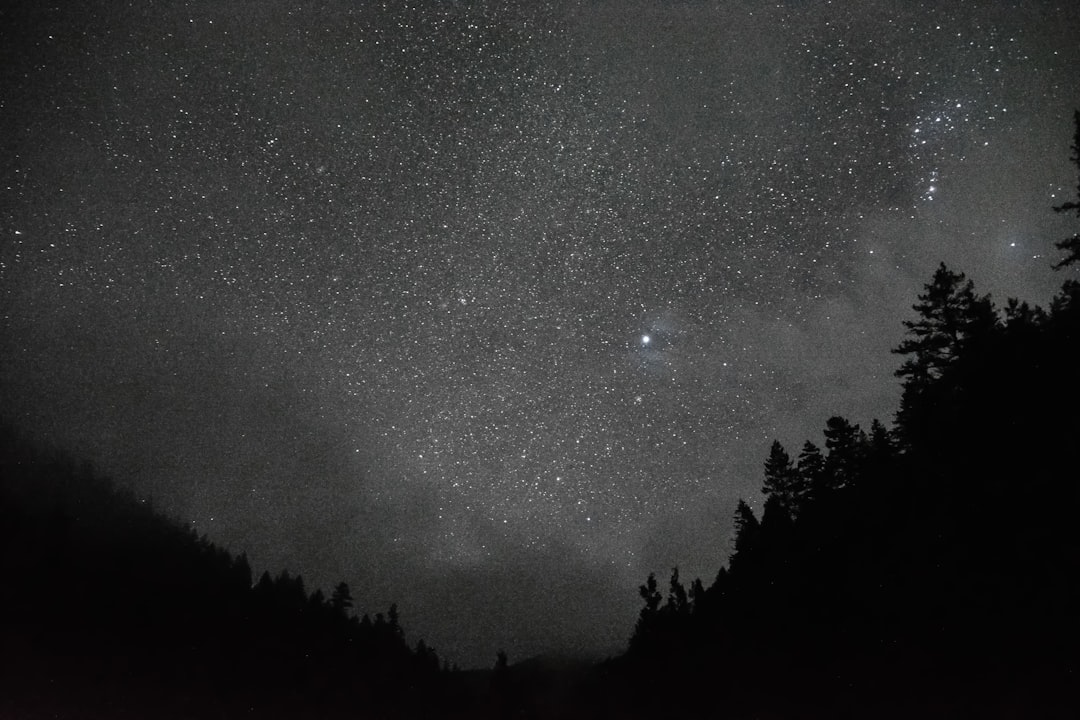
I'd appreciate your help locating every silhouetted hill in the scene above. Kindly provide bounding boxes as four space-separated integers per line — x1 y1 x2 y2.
0 424 462 719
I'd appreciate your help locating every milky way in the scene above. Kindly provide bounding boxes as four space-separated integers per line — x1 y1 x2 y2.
3 0 1078 666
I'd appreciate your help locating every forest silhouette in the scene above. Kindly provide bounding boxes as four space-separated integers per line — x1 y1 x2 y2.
0 422 464 719
2 115 1079 718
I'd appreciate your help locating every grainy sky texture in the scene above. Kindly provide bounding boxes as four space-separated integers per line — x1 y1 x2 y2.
3 0 1078 667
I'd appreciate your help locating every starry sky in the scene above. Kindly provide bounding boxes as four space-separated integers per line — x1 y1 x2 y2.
2 0 1078 667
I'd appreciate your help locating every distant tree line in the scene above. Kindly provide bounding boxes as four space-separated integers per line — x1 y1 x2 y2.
0 425 466 719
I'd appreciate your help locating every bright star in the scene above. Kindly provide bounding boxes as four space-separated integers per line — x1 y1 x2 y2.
641 335 650 345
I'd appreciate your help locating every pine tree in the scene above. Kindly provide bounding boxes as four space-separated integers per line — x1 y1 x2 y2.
823 416 866 491
864 419 897 475
730 500 760 573
1052 110 1080 269
893 263 996 389
256 570 274 595
1050 279 1080 318
492 649 512 717
331 581 354 616
631 572 664 650
688 578 706 614
639 573 662 617
388 603 402 638
666 567 689 615
796 441 825 503
893 264 998 447
761 493 793 528
762 440 803 515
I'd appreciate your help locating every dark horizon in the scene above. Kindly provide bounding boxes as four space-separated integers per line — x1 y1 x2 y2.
3 0 1079 669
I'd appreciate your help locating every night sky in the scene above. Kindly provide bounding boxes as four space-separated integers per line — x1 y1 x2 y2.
3 0 1078 667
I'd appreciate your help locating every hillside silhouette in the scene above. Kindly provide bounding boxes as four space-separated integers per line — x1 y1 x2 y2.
0 425 467 719
3 114 1079 718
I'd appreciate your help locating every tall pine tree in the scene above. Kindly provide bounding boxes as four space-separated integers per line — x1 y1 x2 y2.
796 441 825 503
822 416 867 491
729 500 760 574
1052 110 1080 269
893 264 997 446
762 440 805 516
893 263 996 389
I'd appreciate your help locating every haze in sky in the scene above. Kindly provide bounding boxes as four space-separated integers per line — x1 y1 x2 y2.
3 0 1078 666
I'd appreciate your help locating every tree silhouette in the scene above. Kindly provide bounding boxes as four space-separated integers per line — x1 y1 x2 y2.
796 441 825 501
892 263 998 451
666 567 689 615
331 581 354 617
729 499 760 575
688 577 706 615
822 416 866 491
0 424 456 720
1052 110 1080 268
387 602 402 638
491 649 514 719
762 440 806 516
893 263 994 387
638 572 662 616
631 571 663 647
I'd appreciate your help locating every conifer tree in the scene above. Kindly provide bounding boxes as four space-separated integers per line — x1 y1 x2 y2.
864 419 897 475
823 416 866 491
730 500 760 573
1052 110 1080 269
894 262 969 387
1050 279 1080 318
688 578 706 614
666 567 689 615
631 572 664 650
308 588 327 613
388 603 402 638
1003 298 1047 331
762 440 803 515
331 581 354 616
638 573 662 620
491 649 512 716
893 263 995 389
893 264 998 447
256 570 274 595
796 441 825 502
